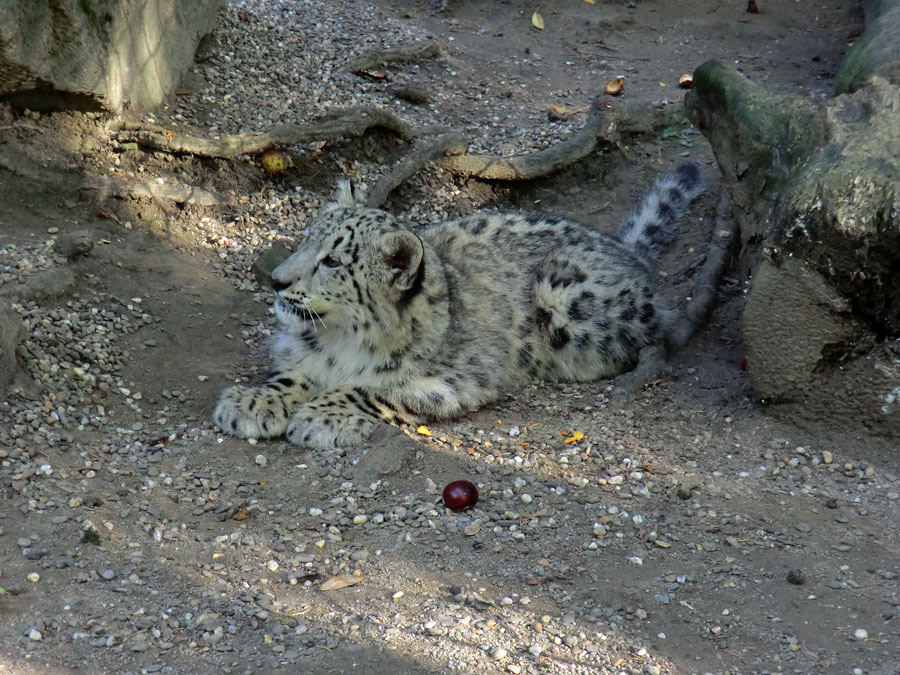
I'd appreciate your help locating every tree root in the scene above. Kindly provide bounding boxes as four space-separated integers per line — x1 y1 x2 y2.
612 186 738 395
113 106 417 158
109 96 681 205
346 41 442 74
366 131 467 207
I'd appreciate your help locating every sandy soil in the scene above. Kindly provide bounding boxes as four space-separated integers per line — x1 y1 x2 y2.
2 1 899 674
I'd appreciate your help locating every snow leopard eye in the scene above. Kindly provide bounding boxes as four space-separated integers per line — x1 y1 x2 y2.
320 254 341 269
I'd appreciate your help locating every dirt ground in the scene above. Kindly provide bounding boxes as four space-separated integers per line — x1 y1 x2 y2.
2 1 899 674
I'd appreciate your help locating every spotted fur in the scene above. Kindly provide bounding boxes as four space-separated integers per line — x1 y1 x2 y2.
214 162 704 448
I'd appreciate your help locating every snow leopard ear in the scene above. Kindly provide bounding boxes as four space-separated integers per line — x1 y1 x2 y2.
379 230 424 292
335 179 366 206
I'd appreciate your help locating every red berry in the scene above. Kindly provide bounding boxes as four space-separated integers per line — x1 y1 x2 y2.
442 480 479 510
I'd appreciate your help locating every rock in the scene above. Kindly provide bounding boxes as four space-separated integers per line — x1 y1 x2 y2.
251 244 292 286
687 59 900 435
0 0 224 112
53 229 94 259
350 424 418 484
389 84 431 105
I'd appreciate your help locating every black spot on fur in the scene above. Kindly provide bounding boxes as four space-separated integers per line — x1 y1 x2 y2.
667 185 684 205
276 377 295 387
658 201 676 226
517 347 533 367
596 334 612 356
474 372 490 387
620 304 637 322
574 332 591 349
468 216 490 235
550 328 571 350
639 302 655 324
518 317 534 338
326 356 336 367
536 307 552 329
568 291 596 322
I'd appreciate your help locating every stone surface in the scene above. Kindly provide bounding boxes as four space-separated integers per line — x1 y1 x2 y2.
0 0 225 112
0 303 25 392
688 61 900 434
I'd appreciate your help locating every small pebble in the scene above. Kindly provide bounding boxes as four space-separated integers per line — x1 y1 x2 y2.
255 454 267 467
27 572 40 583
853 628 868 640
28 629 43 641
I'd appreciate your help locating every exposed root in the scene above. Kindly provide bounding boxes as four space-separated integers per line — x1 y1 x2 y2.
113 106 417 158
366 131 467 207
442 97 611 180
346 41 442 74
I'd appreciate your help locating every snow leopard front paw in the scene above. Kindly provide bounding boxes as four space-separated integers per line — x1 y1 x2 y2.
285 407 378 449
214 384 293 439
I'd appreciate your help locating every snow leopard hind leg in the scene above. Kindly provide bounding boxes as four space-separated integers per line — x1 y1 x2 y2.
613 161 709 394
529 162 706 388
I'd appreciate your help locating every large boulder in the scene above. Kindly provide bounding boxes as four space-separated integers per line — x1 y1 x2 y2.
0 0 224 112
684 2 900 434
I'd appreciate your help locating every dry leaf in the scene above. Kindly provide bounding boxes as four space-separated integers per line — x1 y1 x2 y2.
605 76 624 95
531 11 545 30
231 506 249 521
584 0 595 3
321 575 364 591
546 104 586 121
416 425 433 437
564 430 585 445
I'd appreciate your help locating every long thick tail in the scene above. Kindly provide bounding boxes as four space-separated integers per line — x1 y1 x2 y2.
616 162 704 264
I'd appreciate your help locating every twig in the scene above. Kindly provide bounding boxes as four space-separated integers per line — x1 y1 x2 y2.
366 131 467 207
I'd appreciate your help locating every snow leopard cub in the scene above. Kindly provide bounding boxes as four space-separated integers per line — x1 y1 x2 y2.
214 162 704 448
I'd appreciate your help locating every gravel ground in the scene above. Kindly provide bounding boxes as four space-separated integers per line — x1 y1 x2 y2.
2 1 899 674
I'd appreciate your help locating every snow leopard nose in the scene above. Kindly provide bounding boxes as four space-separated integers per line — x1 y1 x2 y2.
271 277 291 292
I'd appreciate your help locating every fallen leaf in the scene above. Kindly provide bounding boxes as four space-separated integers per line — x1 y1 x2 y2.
355 70 391 82
546 104 586 121
531 11 545 30
321 575 364 591
564 430 585 445
584 0 595 3
231 506 249 521
416 425 433 437
94 208 117 221
605 76 624 95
